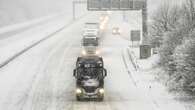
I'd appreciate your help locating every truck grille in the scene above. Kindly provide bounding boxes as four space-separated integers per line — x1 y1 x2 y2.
84 86 96 93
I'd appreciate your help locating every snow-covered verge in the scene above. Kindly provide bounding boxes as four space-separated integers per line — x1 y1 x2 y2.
108 10 195 109
148 0 195 97
0 12 88 68
128 47 195 109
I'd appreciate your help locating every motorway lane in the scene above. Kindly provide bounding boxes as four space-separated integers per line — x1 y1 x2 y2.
0 13 99 110
21 13 102 110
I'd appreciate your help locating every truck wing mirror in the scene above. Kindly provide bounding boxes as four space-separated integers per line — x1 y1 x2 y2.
73 69 77 77
104 69 107 77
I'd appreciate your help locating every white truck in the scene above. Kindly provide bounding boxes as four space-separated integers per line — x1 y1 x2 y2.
81 22 101 56
82 35 99 55
83 23 101 40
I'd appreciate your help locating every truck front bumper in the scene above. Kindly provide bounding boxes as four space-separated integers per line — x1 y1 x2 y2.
76 88 104 98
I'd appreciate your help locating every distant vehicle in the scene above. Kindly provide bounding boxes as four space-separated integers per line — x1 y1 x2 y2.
112 27 121 35
81 22 102 56
99 14 109 22
99 14 109 31
82 35 99 55
73 56 107 101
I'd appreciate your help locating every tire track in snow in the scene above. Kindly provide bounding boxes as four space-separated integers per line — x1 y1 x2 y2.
21 13 91 110
30 43 72 110
1 32 68 110
0 24 68 68
0 13 88 69
50 46 71 109
20 35 72 110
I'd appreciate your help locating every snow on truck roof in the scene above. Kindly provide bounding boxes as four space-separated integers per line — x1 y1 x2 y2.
83 33 98 38
83 32 98 36
84 35 96 38
77 56 103 64
78 56 102 60
85 22 99 25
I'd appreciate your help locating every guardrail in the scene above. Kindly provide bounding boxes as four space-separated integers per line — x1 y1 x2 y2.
126 47 140 70
121 49 137 87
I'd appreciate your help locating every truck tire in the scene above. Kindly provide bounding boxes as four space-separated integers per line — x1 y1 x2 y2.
76 96 81 101
97 96 104 101
99 80 104 87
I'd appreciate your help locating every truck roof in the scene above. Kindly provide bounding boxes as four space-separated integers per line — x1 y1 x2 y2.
77 56 103 64
85 22 99 25
83 31 98 36
83 35 97 38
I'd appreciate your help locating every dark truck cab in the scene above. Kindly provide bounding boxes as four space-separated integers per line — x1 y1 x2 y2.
73 56 107 101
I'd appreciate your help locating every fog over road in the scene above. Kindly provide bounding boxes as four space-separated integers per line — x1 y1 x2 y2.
0 11 193 110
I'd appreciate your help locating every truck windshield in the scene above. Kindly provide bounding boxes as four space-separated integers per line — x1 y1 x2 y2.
83 38 98 46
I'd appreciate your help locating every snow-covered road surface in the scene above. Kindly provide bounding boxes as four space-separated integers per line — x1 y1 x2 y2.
0 12 78 68
0 12 194 110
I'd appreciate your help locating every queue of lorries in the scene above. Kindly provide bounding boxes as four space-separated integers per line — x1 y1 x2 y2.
73 14 109 101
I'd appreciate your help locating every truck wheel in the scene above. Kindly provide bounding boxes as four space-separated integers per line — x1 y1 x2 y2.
76 96 81 101
97 96 104 101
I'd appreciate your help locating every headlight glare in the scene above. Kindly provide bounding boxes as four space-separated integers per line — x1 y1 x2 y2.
82 50 86 55
99 88 104 94
76 88 82 94
95 50 100 55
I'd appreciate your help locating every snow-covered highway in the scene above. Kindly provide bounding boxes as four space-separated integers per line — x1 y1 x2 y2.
0 11 194 110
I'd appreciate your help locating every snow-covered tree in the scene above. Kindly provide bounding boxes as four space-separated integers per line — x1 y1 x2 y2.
151 0 195 94
149 2 181 48
173 35 195 93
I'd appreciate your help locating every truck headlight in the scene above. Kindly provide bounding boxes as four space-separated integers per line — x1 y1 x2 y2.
99 88 104 94
118 29 121 33
113 30 116 34
95 50 100 55
76 88 82 94
100 25 104 30
82 50 86 56
105 16 109 21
